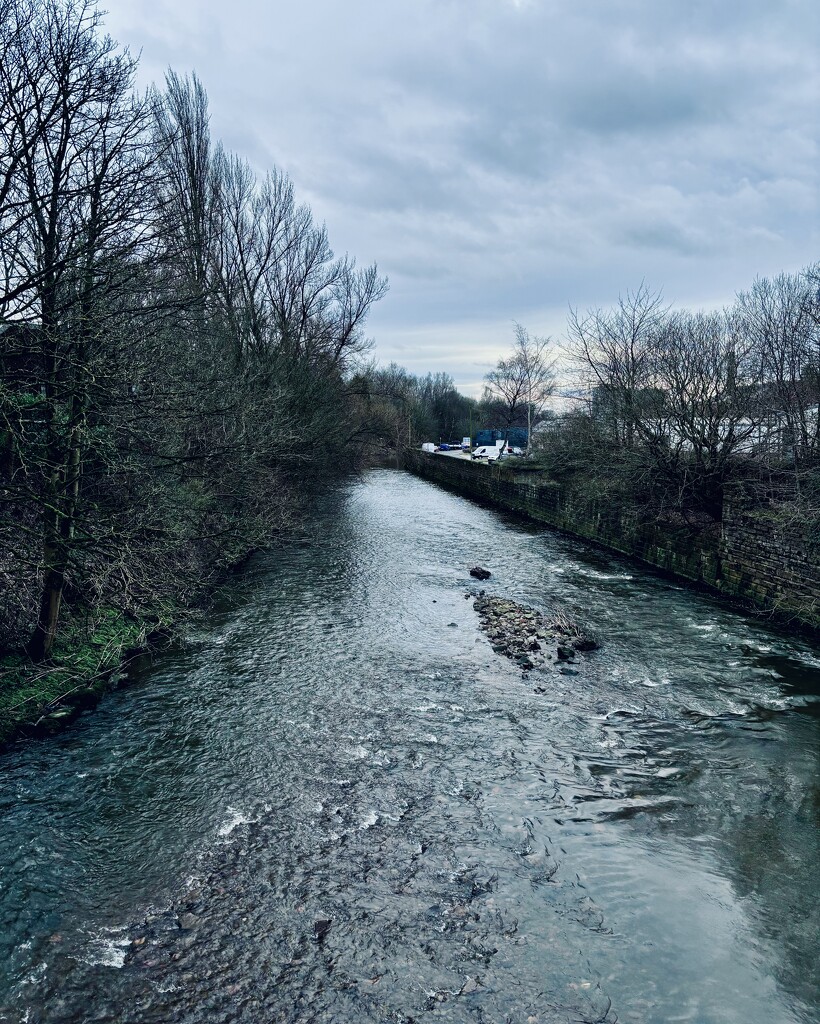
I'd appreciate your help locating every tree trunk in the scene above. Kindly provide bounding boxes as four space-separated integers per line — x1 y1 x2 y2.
28 536 67 661
28 421 80 660
27 317 85 661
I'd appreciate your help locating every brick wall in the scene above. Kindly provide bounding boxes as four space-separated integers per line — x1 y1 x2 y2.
405 452 820 632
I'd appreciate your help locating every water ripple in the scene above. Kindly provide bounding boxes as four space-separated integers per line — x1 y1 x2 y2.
0 470 818 1024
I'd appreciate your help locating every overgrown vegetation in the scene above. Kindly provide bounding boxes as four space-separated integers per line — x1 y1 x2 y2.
531 270 820 531
0 605 158 744
0 0 388 735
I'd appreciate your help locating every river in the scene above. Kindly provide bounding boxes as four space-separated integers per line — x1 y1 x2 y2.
1 469 818 1023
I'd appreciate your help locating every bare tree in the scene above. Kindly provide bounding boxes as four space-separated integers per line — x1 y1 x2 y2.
568 284 667 449
736 270 820 469
483 324 555 448
483 354 528 438
0 0 40 303
1 0 160 658
153 70 217 311
567 286 767 519
649 309 760 516
511 322 555 451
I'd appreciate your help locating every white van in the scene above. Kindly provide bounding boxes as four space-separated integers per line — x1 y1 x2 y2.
471 445 502 461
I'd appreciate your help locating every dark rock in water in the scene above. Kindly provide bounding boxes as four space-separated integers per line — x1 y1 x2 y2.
573 637 600 652
469 566 492 580
313 918 332 942
556 645 575 661
447 622 458 627
177 913 199 930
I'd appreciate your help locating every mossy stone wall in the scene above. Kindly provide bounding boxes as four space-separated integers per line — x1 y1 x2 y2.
405 452 820 632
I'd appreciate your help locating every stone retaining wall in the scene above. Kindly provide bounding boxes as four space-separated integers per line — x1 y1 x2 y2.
405 451 820 632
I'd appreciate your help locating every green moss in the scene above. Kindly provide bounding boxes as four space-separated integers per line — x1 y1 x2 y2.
0 605 174 747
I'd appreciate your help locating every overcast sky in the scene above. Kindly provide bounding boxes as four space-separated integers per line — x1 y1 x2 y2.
104 0 818 395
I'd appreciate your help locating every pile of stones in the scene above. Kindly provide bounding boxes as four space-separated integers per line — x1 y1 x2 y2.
471 593 598 672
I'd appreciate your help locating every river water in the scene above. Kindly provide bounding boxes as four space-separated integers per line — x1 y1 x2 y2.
1 470 818 1024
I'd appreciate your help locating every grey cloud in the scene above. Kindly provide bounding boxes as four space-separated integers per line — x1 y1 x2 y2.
618 220 707 257
103 0 819 389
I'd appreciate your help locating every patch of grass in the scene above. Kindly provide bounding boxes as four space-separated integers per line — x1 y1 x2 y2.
0 604 175 747
546 607 600 651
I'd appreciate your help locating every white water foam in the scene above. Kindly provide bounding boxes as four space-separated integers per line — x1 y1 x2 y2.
218 806 257 837
77 927 131 969
575 568 634 581
359 810 379 829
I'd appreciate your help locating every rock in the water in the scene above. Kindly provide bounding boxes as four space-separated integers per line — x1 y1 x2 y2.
313 918 332 942
460 977 483 995
469 566 492 580
178 913 199 930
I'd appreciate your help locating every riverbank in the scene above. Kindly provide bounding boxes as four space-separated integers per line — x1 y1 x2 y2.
406 451 820 634
0 542 267 749
0 481 328 750
0 606 174 748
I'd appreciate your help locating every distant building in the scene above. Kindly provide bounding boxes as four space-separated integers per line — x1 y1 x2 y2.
475 427 528 448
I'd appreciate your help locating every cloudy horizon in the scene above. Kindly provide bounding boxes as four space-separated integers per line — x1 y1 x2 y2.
103 0 818 395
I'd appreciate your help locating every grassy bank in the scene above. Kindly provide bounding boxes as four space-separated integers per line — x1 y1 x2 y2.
0 606 175 748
